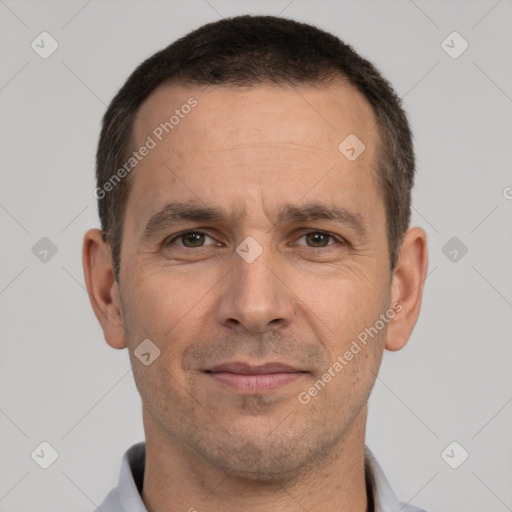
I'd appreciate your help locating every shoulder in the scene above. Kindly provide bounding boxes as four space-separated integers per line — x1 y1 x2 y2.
365 445 429 512
92 486 122 512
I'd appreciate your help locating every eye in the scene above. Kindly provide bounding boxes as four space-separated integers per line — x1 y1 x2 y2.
166 230 217 248
295 231 339 248
164 229 341 250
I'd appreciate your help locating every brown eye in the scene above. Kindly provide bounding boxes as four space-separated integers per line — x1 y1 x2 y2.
296 231 337 248
166 231 216 248
181 232 205 247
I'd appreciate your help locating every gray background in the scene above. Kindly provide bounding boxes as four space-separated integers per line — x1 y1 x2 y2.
1 0 511 511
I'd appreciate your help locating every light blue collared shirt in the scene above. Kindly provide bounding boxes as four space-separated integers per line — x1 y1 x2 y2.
94 442 428 512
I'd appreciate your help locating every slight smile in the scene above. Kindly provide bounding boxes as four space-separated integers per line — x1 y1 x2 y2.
205 362 308 393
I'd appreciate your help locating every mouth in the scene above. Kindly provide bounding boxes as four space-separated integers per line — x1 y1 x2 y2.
205 362 308 393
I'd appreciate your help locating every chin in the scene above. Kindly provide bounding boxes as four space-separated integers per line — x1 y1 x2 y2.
191 428 335 483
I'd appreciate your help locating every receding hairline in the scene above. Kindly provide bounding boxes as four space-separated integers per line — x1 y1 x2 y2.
127 76 380 171
123 79 381 210
97 15 414 280
118 76 387 239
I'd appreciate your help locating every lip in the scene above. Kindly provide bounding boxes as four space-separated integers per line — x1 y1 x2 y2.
205 361 307 393
208 362 301 374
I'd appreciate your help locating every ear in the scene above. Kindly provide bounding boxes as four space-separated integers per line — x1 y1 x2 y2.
385 226 428 351
82 228 127 349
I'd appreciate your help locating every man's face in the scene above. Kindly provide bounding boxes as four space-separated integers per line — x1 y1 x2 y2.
118 82 391 478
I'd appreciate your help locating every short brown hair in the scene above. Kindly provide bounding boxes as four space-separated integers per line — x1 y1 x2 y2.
96 15 415 280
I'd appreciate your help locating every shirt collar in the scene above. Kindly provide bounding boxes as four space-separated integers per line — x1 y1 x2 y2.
107 442 424 512
117 442 147 512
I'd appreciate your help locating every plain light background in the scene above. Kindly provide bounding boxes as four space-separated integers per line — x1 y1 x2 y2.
0 0 511 511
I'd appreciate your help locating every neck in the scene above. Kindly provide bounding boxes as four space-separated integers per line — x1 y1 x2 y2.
141 405 370 512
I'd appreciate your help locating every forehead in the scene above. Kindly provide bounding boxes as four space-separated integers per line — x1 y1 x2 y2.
134 80 377 152
126 81 382 234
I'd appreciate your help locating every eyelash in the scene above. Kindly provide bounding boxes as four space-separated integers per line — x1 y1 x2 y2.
164 229 344 249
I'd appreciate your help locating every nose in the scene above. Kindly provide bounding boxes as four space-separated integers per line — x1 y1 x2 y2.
215 244 295 334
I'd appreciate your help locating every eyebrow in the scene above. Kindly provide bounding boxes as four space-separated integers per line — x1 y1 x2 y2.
140 201 368 242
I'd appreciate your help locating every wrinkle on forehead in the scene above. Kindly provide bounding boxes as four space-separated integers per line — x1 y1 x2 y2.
124 82 384 247
132 82 378 156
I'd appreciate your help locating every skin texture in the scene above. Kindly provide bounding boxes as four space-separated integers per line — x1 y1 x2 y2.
83 82 428 512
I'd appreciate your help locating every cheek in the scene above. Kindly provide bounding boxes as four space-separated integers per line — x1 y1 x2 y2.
290 267 389 406
122 264 214 340
121 265 221 398
123 275 199 410
300 314 386 420
291 263 389 342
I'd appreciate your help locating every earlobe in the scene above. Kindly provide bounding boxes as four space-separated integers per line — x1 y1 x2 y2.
82 228 127 350
385 226 428 352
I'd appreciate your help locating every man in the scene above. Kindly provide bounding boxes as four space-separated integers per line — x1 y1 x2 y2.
83 14 428 512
